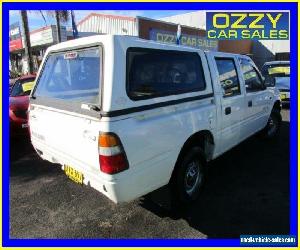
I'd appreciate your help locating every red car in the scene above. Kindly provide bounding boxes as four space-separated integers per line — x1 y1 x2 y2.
9 74 36 136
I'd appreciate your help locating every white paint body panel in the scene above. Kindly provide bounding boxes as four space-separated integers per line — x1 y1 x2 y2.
29 35 279 203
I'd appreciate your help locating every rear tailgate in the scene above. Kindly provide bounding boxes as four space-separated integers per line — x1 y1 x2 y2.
29 105 100 169
29 46 103 172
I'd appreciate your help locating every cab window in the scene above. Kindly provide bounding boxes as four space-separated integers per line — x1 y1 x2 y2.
240 58 264 92
215 58 241 97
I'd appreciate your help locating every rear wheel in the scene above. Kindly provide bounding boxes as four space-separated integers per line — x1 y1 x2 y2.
172 147 206 204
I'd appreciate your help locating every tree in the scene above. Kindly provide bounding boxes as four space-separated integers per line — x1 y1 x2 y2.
36 10 70 43
51 11 70 43
18 10 70 74
20 10 34 74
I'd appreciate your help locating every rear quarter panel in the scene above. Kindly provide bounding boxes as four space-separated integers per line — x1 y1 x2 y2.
107 98 217 195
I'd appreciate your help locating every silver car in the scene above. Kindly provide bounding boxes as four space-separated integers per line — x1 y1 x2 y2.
262 61 290 104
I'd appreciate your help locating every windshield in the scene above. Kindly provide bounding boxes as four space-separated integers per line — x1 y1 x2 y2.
33 47 101 105
10 78 35 97
262 63 290 78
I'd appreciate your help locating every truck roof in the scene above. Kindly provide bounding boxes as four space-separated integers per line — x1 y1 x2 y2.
263 61 290 66
45 34 246 59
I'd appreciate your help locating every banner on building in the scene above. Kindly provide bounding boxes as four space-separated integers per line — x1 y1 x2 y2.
9 39 23 52
9 22 21 41
149 28 218 51
206 12 289 40
9 22 23 52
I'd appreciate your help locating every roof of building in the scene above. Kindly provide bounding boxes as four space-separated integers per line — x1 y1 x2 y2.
77 12 136 27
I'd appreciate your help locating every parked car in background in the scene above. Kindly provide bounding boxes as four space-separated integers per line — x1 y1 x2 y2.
262 61 290 105
29 35 281 204
9 70 21 92
10 74 36 137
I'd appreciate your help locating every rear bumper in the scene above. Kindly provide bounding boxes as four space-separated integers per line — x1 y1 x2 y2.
31 138 171 203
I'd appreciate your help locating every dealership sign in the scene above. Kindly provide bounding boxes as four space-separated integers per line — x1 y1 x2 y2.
30 26 55 47
9 25 67 52
206 12 289 40
9 38 23 52
9 22 23 52
149 29 218 51
9 22 21 40
30 26 67 47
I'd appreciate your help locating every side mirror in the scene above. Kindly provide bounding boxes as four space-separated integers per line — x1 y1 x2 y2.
246 81 266 91
264 77 275 87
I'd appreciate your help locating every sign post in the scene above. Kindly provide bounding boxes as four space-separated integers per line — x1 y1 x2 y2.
176 24 181 45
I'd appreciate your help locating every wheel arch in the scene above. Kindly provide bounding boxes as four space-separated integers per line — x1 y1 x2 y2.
273 100 281 111
178 130 215 161
172 130 214 173
168 129 214 186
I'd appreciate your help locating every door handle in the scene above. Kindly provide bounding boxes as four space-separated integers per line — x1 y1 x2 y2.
225 107 231 115
248 100 253 107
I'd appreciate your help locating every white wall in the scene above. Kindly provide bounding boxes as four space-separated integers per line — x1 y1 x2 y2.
160 11 206 29
259 40 290 54
78 14 138 36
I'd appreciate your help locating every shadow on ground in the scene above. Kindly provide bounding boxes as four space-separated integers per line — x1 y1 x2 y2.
141 121 290 238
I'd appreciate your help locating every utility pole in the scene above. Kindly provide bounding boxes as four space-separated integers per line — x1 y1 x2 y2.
55 11 61 43
20 10 34 74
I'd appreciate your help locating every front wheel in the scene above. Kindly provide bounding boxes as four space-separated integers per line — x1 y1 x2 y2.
262 110 282 139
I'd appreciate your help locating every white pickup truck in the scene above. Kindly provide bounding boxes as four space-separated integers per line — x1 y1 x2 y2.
29 35 281 204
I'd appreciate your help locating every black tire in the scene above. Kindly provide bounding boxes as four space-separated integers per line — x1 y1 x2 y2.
262 109 282 139
171 147 206 204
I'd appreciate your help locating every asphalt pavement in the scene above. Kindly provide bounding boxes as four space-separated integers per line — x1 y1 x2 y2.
9 109 290 239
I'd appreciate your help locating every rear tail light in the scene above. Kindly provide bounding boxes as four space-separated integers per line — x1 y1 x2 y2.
98 133 128 174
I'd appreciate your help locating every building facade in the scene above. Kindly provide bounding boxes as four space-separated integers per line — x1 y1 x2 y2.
10 11 290 75
9 24 67 74
77 13 138 36
76 13 220 51
161 11 290 68
75 12 263 62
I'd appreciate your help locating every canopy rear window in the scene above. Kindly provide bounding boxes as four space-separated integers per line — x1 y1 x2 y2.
33 47 101 105
262 63 290 78
268 66 290 75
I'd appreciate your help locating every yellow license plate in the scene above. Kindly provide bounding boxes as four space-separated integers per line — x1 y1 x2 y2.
280 93 287 100
64 165 83 184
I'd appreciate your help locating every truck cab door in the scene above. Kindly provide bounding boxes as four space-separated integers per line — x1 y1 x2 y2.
238 57 273 138
209 54 246 155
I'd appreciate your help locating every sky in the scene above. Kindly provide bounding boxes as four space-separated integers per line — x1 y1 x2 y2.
9 10 194 31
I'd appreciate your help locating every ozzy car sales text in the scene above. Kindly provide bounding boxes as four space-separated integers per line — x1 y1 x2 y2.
206 12 289 40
